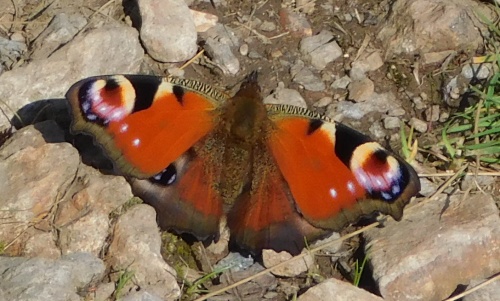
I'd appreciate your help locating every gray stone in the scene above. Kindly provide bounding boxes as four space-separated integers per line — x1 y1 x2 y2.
0 25 144 129
262 249 314 277
378 0 493 58
300 30 342 70
264 82 307 108
331 75 351 90
0 35 26 69
461 63 492 79
348 78 375 102
108 204 180 300
365 194 500 301
138 0 197 62
409 117 428 133
350 51 384 80
121 291 164 301
291 60 326 91
384 116 401 129
0 253 105 301
202 24 240 75
298 278 384 301
31 12 87 60
328 92 402 120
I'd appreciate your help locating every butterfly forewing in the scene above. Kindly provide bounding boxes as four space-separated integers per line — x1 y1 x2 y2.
66 75 228 178
266 104 420 231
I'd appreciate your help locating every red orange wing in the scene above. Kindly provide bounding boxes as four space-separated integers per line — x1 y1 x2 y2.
227 145 328 255
265 105 420 231
66 75 228 178
66 75 228 241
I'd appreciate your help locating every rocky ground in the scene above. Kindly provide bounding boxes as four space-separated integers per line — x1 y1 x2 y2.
0 0 499 301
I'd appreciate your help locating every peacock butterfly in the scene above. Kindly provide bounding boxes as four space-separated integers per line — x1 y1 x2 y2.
66 72 420 255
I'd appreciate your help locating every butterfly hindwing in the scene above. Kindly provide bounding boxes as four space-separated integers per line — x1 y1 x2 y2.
227 144 328 255
131 151 223 242
266 104 420 231
66 75 228 178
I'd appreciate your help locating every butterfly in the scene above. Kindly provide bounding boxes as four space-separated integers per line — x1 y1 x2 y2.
66 72 420 255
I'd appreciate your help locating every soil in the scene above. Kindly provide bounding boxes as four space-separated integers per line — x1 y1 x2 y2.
0 0 498 300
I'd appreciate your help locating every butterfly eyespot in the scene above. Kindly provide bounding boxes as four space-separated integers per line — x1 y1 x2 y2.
151 165 177 186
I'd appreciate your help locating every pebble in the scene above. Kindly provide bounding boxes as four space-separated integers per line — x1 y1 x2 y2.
300 30 342 70
424 105 440 122
313 96 333 107
279 7 313 37
31 12 87 60
190 9 218 33
138 0 197 62
383 116 401 129
331 75 351 89
348 78 375 102
369 122 386 139
298 278 384 301
290 60 326 91
203 24 240 74
350 51 384 80
264 82 308 108
262 249 314 277
411 96 427 110
461 63 492 79
409 117 428 133
239 43 249 56
259 20 277 32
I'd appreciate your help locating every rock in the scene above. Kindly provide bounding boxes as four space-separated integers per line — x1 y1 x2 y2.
264 82 307 108
313 96 333 107
418 178 439 197
365 194 500 301
378 0 492 58
383 116 401 129
22 231 60 259
0 126 80 255
202 24 240 75
348 78 375 102
121 291 165 301
259 20 277 32
55 164 133 256
422 50 456 65
350 51 384 80
409 117 428 133
291 60 326 91
190 9 218 33
0 252 105 301
108 204 180 300
219 263 277 300
331 75 351 90
461 174 496 191
214 252 254 272
138 0 197 62
279 7 312 37
31 12 87 60
0 35 26 69
0 25 144 129
328 92 402 120
299 30 342 70
463 278 500 301
411 95 426 110
369 122 386 139
262 249 314 277
310 232 342 254
424 105 440 122
297 278 384 301
461 63 492 79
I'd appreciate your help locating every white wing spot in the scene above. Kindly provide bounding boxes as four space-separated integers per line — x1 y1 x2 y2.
132 138 140 147
329 188 338 199
347 181 356 193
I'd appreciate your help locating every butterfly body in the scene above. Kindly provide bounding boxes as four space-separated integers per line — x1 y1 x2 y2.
67 72 420 255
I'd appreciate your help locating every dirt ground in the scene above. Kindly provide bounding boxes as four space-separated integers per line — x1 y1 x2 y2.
0 0 498 300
